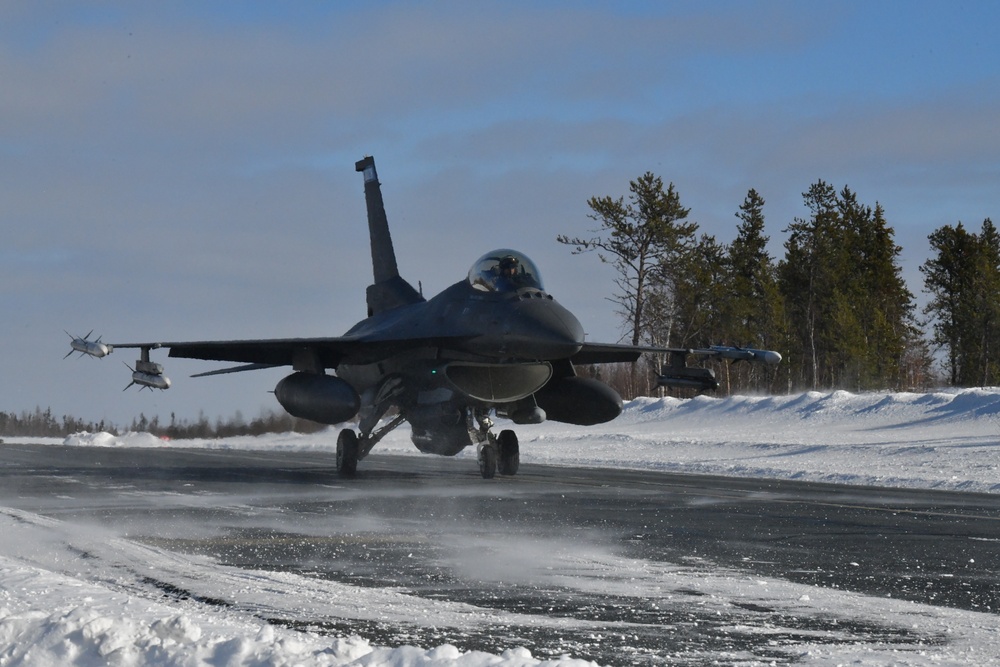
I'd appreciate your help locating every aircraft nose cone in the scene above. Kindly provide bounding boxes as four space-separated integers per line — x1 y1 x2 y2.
503 296 584 360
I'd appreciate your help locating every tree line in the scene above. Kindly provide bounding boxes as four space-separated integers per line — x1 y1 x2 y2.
0 407 325 439
559 173 998 397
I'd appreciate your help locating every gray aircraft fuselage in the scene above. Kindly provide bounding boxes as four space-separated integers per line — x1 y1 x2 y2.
335 265 596 457
70 155 780 478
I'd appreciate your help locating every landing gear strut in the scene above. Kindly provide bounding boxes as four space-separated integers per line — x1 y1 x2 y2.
335 413 404 478
335 377 407 477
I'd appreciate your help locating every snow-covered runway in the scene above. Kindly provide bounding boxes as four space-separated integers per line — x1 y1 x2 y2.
3 388 1000 666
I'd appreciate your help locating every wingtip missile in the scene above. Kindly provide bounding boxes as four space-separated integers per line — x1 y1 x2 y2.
759 350 782 365
708 346 782 365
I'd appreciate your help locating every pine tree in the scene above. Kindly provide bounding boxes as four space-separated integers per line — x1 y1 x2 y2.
838 192 916 389
779 180 845 388
974 219 1000 384
922 222 979 385
726 189 785 392
558 172 696 348
664 233 729 348
779 182 916 390
923 219 1000 386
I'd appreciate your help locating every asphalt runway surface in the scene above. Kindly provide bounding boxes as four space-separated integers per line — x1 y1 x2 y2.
2 443 1000 665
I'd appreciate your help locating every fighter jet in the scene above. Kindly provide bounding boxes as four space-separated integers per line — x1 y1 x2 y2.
70 157 780 478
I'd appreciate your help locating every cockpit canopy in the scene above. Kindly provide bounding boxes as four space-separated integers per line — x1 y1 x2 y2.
468 249 544 293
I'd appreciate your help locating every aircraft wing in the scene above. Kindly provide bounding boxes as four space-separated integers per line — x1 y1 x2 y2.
571 342 655 365
572 342 781 365
112 335 470 372
572 342 782 391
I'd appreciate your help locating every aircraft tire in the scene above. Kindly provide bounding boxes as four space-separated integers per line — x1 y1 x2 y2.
497 429 519 476
478 445 497 479
337 429 359 477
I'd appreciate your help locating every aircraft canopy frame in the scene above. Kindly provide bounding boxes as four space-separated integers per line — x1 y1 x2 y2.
468 249 544 293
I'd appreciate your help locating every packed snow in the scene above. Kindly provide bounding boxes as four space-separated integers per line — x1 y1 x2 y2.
4 388 1000 666
60 386 1000 494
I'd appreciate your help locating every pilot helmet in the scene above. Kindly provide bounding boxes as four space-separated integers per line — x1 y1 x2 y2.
499 255 519 276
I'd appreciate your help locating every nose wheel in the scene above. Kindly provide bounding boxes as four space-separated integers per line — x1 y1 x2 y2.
478 428 519 479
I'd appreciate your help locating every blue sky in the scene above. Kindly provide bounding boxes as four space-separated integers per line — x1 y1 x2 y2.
2 1 999 425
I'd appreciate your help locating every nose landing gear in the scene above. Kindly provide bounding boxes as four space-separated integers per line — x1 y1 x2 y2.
476 414 520 479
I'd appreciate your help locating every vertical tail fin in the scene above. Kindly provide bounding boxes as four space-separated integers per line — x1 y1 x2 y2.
355 157 424 316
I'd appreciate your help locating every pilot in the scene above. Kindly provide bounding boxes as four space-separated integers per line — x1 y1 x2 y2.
497 256 520 290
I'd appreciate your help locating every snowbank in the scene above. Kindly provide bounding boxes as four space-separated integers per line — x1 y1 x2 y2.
60 388 1000 493
0 556 592 667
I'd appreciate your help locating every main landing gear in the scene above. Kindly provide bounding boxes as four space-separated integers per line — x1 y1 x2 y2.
335 419 401 478
336 429 359 476
336 378 406 478
335 400 520 480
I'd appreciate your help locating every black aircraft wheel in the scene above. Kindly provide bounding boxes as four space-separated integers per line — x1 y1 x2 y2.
336 429 359 477
497 429 519 476
478 445 497 479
